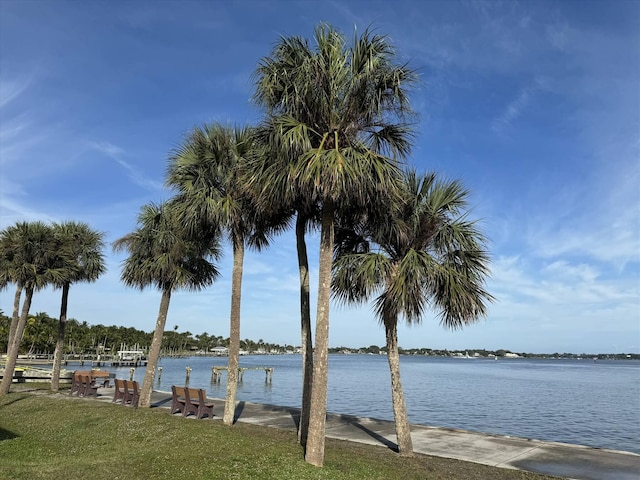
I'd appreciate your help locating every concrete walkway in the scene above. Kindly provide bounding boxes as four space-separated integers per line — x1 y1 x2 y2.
101 387 639 480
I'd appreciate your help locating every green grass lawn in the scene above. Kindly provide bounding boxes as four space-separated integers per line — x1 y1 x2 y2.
0 386 561 480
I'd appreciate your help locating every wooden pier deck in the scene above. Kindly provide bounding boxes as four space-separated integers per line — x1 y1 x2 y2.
210 366 274 383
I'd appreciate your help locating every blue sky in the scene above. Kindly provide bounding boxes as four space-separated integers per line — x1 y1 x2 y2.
1 0 638 354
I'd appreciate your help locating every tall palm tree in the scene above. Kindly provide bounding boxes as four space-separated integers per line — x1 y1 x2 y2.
332 171 494 456
113 201 221 408
252 24 417 466
0 221 62 396
167 123 280 425
49 221 106 392
246 124 319 446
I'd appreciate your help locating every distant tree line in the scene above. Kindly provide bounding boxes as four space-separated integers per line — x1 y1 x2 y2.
0 310 292 355
2 311 633 360
332 345 639 360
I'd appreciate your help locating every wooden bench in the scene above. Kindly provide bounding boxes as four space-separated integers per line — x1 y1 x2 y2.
171 385 187 415
112 378 125 403
170 386 214 419
81 375 99 397
122 380 140 408
69 370 112 396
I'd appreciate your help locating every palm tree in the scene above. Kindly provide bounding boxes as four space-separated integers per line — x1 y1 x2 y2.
113 201 221 408
0 221 62 396
252 24 417 466
332 171 494 456
49 221 106 392
247 124 320 447
167 123 281 425
0 227 24 355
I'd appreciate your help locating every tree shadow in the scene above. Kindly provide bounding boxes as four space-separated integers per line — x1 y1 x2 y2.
335 413 399 452
150 396 172 408
233 401 245 423
285 407 300 429
0 395 29 408
350 420 399 452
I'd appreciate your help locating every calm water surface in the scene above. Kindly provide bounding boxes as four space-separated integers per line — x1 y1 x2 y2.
109 354 640 453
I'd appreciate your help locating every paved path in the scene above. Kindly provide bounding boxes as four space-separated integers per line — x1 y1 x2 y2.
100 387 639 480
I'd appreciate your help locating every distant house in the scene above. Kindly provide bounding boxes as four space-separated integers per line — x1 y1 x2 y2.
210 346 229 356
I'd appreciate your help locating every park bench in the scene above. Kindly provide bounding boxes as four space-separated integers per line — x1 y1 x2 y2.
112 378 125 403
69 370 112 396
171 385 187 415
122 380 140 408
81 375 99 397
69 370 110 396
171 386 214 419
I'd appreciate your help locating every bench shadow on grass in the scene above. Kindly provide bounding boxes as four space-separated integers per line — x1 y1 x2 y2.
0 427 18 441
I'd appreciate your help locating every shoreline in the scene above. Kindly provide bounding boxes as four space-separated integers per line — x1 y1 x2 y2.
143 388 639 480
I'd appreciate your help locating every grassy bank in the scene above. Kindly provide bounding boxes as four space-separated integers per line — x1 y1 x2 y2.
0 387 561 480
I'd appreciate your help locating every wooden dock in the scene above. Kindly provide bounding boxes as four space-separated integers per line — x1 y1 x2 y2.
210 366 274 383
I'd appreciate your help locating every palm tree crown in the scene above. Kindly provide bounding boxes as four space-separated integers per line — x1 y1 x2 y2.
333 170 494 329
252 23 418 208
51 221 106 287
113 202 221 292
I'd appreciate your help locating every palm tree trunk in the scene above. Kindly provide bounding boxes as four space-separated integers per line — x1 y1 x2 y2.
51 283 70 392
6 283 23 355
223 233 244 425
140 287 172 408
385 318 414 456
0 285 34 396
296 213 313 447
305 203 335 467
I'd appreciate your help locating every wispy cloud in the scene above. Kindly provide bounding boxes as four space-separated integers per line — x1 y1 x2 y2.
0 76 32 108
491 78 547 135
87 141 164 191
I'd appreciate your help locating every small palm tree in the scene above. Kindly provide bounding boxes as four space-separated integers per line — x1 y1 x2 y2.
332 171 494 456
252 24 417 466
0 225 25 354
113 201 222 408
0 221 63 396
49 221 106 392
167 123 283 425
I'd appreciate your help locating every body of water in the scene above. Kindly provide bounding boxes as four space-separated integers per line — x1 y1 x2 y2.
107 354 640 454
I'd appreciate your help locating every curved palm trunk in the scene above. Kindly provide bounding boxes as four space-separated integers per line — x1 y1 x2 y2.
51 283 70 392
296 214 313 446
0 285 34 396
305 204 335 467
6 283 23 354
140 287 172 408
385 318 414 456
223 234 244 425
